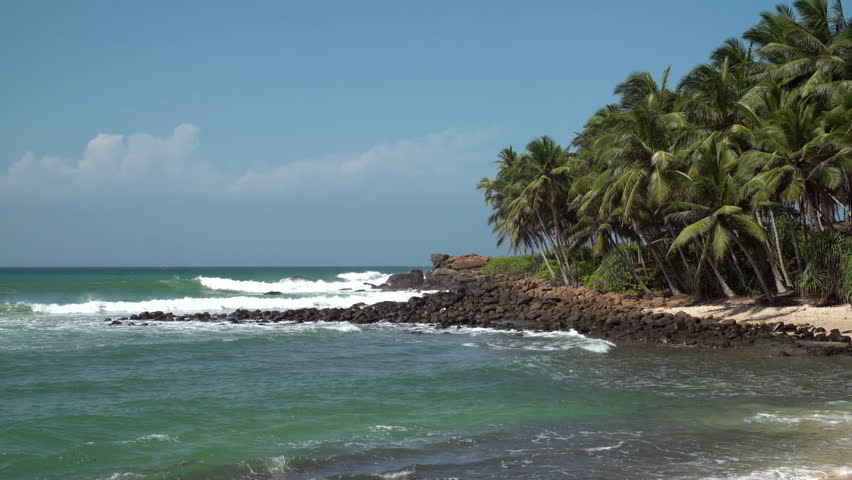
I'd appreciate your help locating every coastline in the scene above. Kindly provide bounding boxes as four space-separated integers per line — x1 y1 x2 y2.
105 253 852 357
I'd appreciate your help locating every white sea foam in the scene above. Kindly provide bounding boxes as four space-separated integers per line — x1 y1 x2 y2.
197 271 391 294
698 466 837 480
585 440 625 452
264 456 292 474
118 433 178 444
370 425 408 432
24 291 424 315
377 469 415 479
745 411 852 427
485 329 615 353
370 323 615 354
94 474 143 480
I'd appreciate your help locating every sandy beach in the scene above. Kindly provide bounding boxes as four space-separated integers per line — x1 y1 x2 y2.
653 300 852 333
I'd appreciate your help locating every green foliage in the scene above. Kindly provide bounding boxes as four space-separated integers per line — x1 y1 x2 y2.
583 253 643 294
796 263 829 301
840 251 852 303
478 0 852 302
796 230 852 304
535 258 560 280
571 259 598 285
482 255 542 276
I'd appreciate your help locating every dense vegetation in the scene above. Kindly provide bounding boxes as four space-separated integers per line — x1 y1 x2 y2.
479 0 852 303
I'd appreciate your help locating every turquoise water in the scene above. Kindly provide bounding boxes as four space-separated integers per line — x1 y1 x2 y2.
1 268 850 480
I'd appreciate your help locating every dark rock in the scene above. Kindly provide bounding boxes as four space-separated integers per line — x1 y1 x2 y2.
381 269 425 290
264 291 282 295
430 253 450 268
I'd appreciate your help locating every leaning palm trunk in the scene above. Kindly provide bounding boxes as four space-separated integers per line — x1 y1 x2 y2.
633 222 682 295
729 229 775 302
533 237 556 282
651 246 684 296
709 256 737 298
534 210 571 286
696 237 736 298
769 209 793 286
549 205 577 286
756 212 789 293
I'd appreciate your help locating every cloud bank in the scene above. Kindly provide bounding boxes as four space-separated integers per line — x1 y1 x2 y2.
1 124 494 198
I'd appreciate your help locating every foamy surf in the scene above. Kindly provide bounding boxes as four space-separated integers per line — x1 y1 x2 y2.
117 434 179 444
371 323 615 353
197 271 391 294
698 466 846 480
21 291 423 315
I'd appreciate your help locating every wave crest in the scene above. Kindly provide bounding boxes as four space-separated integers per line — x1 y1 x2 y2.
197 271 391 294
19 291 423 315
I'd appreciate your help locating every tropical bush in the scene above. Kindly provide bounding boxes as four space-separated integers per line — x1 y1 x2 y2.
584 253 645 294
796 230 852 303
482 255 542 276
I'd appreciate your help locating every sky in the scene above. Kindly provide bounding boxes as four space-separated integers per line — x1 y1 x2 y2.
0 0 778 266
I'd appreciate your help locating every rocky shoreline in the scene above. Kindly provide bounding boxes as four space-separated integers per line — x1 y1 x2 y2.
104 254 852 357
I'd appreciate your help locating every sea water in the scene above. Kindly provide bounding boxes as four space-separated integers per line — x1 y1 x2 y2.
1 267 850 480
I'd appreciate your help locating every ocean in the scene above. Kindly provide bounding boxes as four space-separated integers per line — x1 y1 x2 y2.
1 267 850 480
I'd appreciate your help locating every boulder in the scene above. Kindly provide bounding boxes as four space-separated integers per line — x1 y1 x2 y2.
444 254 489 270
381 270 425 290
430 253 450 269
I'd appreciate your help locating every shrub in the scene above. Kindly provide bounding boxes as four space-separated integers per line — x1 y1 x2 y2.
583 253 642 293
482 255 541 276
795 230 852 304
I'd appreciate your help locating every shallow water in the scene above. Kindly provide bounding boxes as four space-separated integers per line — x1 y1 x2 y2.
1 268 850 480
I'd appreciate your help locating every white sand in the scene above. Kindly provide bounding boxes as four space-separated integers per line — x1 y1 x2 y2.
652 302 852 333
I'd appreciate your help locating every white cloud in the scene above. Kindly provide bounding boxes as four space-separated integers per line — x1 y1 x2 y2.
2 124 200 193
1 124 494 197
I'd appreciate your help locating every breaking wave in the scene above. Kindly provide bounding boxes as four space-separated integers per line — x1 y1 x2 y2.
197 271 391 294
12 291 424 315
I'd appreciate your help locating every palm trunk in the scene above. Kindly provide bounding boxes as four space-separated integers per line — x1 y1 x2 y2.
756 211 788 293
709 256 736 298
549 204 577 286
694 237 735 298
649 245 683 296
676 245 695 293
534 237 556 282
535 210 570 286
632 221 682 295
769 208 793 286
638 247 648 275
729 228 774 302
607 231 653 295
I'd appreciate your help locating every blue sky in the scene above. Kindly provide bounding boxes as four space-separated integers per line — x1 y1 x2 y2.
1 0 775 266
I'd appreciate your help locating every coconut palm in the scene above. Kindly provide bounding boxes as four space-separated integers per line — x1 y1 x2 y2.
744 0 852 97
669 136 776 300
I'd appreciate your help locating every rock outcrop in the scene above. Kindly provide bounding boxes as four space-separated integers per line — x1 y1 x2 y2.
424 253 489 290
382 269 425 290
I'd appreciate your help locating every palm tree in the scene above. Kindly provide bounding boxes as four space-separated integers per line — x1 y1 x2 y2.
669 136 776 300
579 69 691 294
507 137 575 285
744 0 852 98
